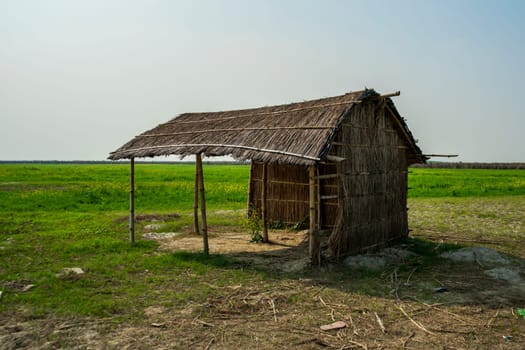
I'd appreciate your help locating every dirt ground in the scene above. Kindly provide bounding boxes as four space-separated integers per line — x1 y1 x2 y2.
153 229 312 272
2 228 524 349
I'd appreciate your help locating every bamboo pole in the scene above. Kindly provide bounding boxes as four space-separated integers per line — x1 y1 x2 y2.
316 167 321 230
136 126 335 137
326 155 346 162
261 162 269 243
309 166 320 266
129 157 135 244
196 154 209 256
380 91 401 98
193 157 200 235
422 154 459 158
111 143 321 162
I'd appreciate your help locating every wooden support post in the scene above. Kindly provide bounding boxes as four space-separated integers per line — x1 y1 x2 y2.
316 167 321 231
261 162 269 243
193 158 200 235
309 165 320 266
129 157 135 244
196 154 209 256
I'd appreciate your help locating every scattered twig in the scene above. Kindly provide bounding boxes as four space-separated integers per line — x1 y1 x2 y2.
401 332 415 349
397 305 435 335
54 319 117 330
421 302 474 325
405 267 417 286
195 319 214 327
313 286 326 296
345 339 368 350
374 312 386 333
393 269 399 299
268 299 277 322
319 295 337 321
204 337 215 350
473 251 484 268
293 337 321 346
347 313 355 328
486 309 500 328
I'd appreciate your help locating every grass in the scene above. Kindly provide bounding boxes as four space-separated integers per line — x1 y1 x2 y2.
0 163 249 212
408 168 525 197
0 163 524 348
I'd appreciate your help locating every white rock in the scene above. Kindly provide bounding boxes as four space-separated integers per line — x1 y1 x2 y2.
143 232 182 240
143 224 164 232
57 267 85 277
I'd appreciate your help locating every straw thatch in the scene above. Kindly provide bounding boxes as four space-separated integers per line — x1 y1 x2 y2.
109 89 423 165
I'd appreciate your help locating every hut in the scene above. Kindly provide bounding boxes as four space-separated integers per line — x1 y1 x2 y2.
109 89 426 264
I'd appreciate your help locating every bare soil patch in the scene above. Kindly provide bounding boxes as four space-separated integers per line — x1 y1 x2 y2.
149 229 311 272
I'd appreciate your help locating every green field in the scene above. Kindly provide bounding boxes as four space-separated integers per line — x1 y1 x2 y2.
1 164 524 349
1 165 523 214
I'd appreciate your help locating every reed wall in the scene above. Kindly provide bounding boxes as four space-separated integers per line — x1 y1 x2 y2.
249 161 340 227
328 100 409 257
249 163 310 225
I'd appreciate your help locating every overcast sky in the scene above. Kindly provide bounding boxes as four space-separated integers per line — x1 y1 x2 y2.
1 0 524 162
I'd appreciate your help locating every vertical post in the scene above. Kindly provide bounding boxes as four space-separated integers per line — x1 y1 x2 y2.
309 165 320 266
193 157 200 235
261 162 269 243
196 153 209 256
129 157 135 244
316 167 322 231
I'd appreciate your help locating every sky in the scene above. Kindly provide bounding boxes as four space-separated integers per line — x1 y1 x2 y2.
1 0 524 162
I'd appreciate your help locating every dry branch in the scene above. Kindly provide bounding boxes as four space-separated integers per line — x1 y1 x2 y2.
397 305 435 335
374 312 386 333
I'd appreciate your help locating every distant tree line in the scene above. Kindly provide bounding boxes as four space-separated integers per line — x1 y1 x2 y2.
411 162 525 169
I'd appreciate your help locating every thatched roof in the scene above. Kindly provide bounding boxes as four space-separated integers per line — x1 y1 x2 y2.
109 89 424 165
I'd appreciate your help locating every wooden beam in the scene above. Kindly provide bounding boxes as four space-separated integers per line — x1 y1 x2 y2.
193 158 200 235
261 162 269 243
247 162 254 217
316 167 321 232
313 173 338 180
136 126 335 137
129 157 135 244
423 154 459 158
309 166 320 266
196 154 209 256
380 91 401 98
111 143 321 162
321 195 338 200
325 155 346 162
